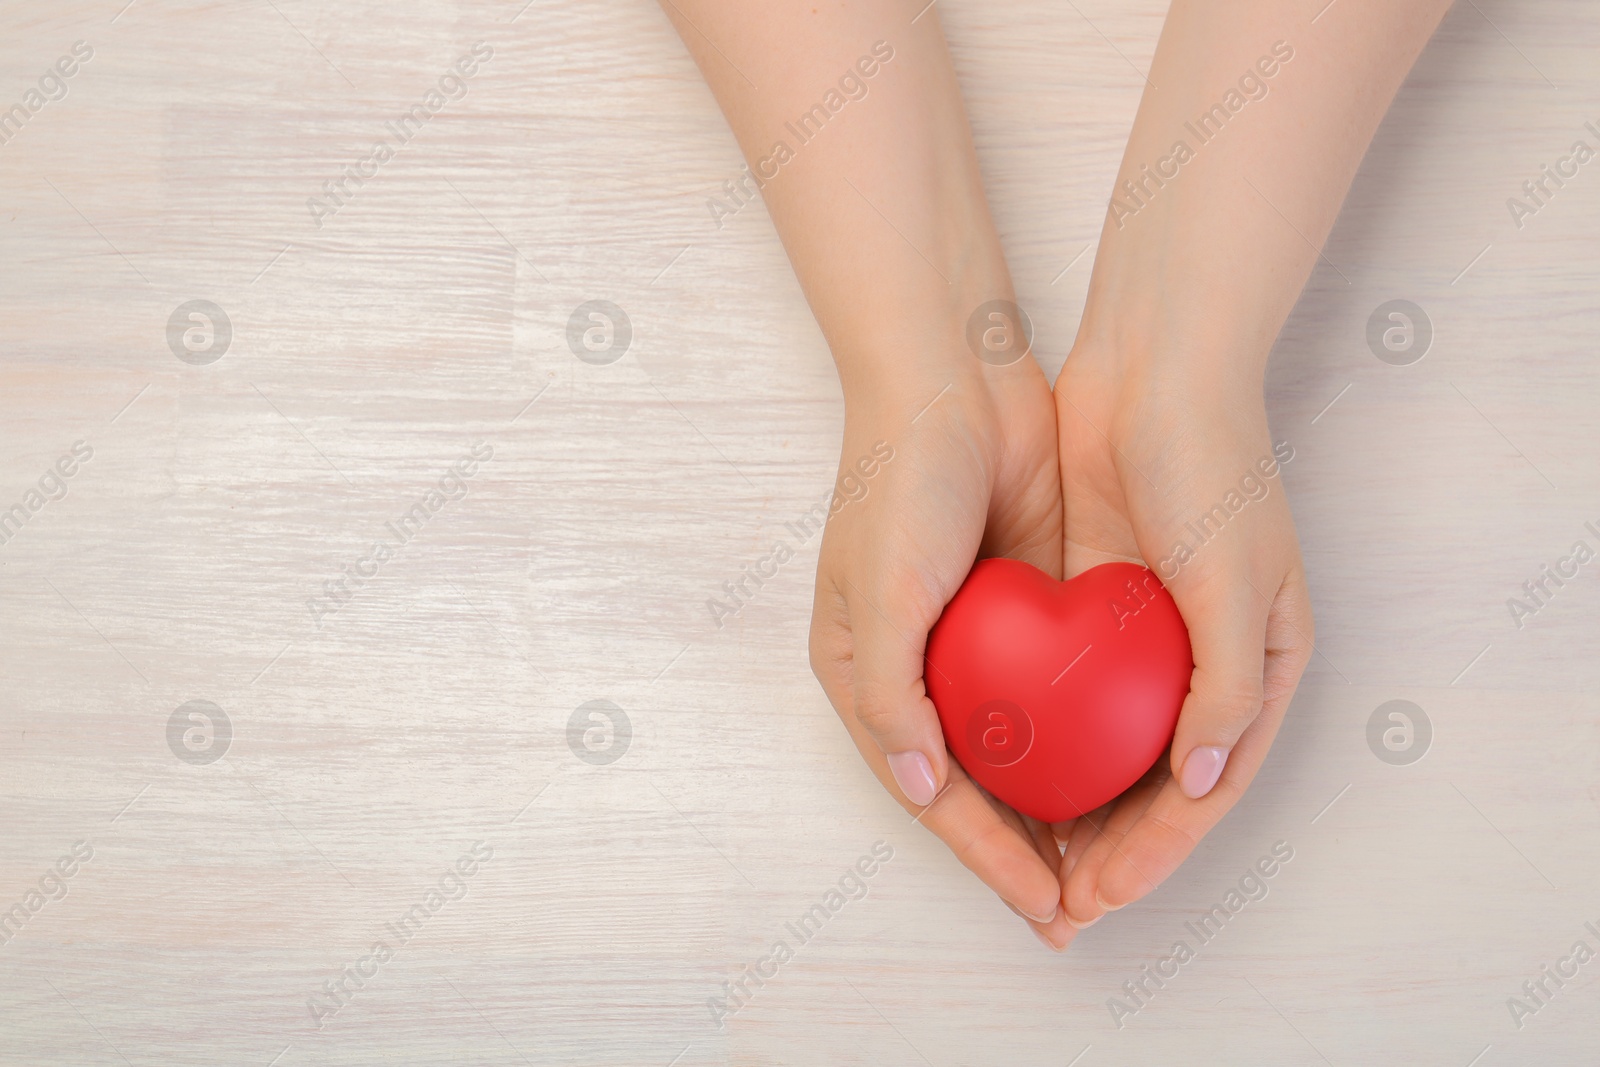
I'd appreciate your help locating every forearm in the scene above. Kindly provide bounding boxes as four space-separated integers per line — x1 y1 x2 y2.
1078 0 1453 391
659 2 1013 402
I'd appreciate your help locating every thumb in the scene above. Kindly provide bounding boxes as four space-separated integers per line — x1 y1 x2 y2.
1166 559 1269 800
842 572 951 808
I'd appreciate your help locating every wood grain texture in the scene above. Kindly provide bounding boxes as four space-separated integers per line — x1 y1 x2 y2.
2 1 1597 1064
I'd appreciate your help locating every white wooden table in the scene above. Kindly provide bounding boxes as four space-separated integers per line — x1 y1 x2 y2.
2 2 1597 1064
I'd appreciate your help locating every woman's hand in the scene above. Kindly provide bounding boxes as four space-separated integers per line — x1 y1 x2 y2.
1038 0 1449 934
1050 346 1313 929
656 0 1092 946
809 358 1079 950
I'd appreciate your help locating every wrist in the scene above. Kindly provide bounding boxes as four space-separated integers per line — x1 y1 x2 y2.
830 267 1052 430
1068 283 1272 416
838 345 995 442
1060 333 1270 462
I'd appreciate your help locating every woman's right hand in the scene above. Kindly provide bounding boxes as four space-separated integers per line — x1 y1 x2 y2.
808 355 1080 951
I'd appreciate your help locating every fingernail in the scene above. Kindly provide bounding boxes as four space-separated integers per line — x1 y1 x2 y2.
1179 745 1228 799
1019 903 1057 924
1095 892 1125 913
886 751 937 806
1065 910 1101 929
1032 927 1064 953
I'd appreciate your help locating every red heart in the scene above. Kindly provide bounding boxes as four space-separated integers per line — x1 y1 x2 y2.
925 559 1193 822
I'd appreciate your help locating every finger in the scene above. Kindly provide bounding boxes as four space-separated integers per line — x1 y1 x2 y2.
821 641 1066 926
843 568 950 806
1259 567 1316 726
1062 806 1113 883
1008 808 1077 951
1061 775 1165 925
1059 803 1110 880
1005 898 1079 953
916 774 1066 926
983 787 1062 867
813 568 1070 928
1089 569 1315 911
808 574 853 696
1165 551 1271 800
980 784 1059 872
1020 812 1064 870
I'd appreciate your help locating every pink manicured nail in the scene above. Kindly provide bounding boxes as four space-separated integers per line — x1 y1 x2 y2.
1032 927 1065 952
1065 912 1101 930
1180 745 1229 799
886 751 937 806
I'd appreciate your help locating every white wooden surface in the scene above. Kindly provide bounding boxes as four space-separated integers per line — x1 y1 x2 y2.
2 2 1598 1064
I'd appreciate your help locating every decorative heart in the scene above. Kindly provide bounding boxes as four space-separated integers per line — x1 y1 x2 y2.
925 559 1193 822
